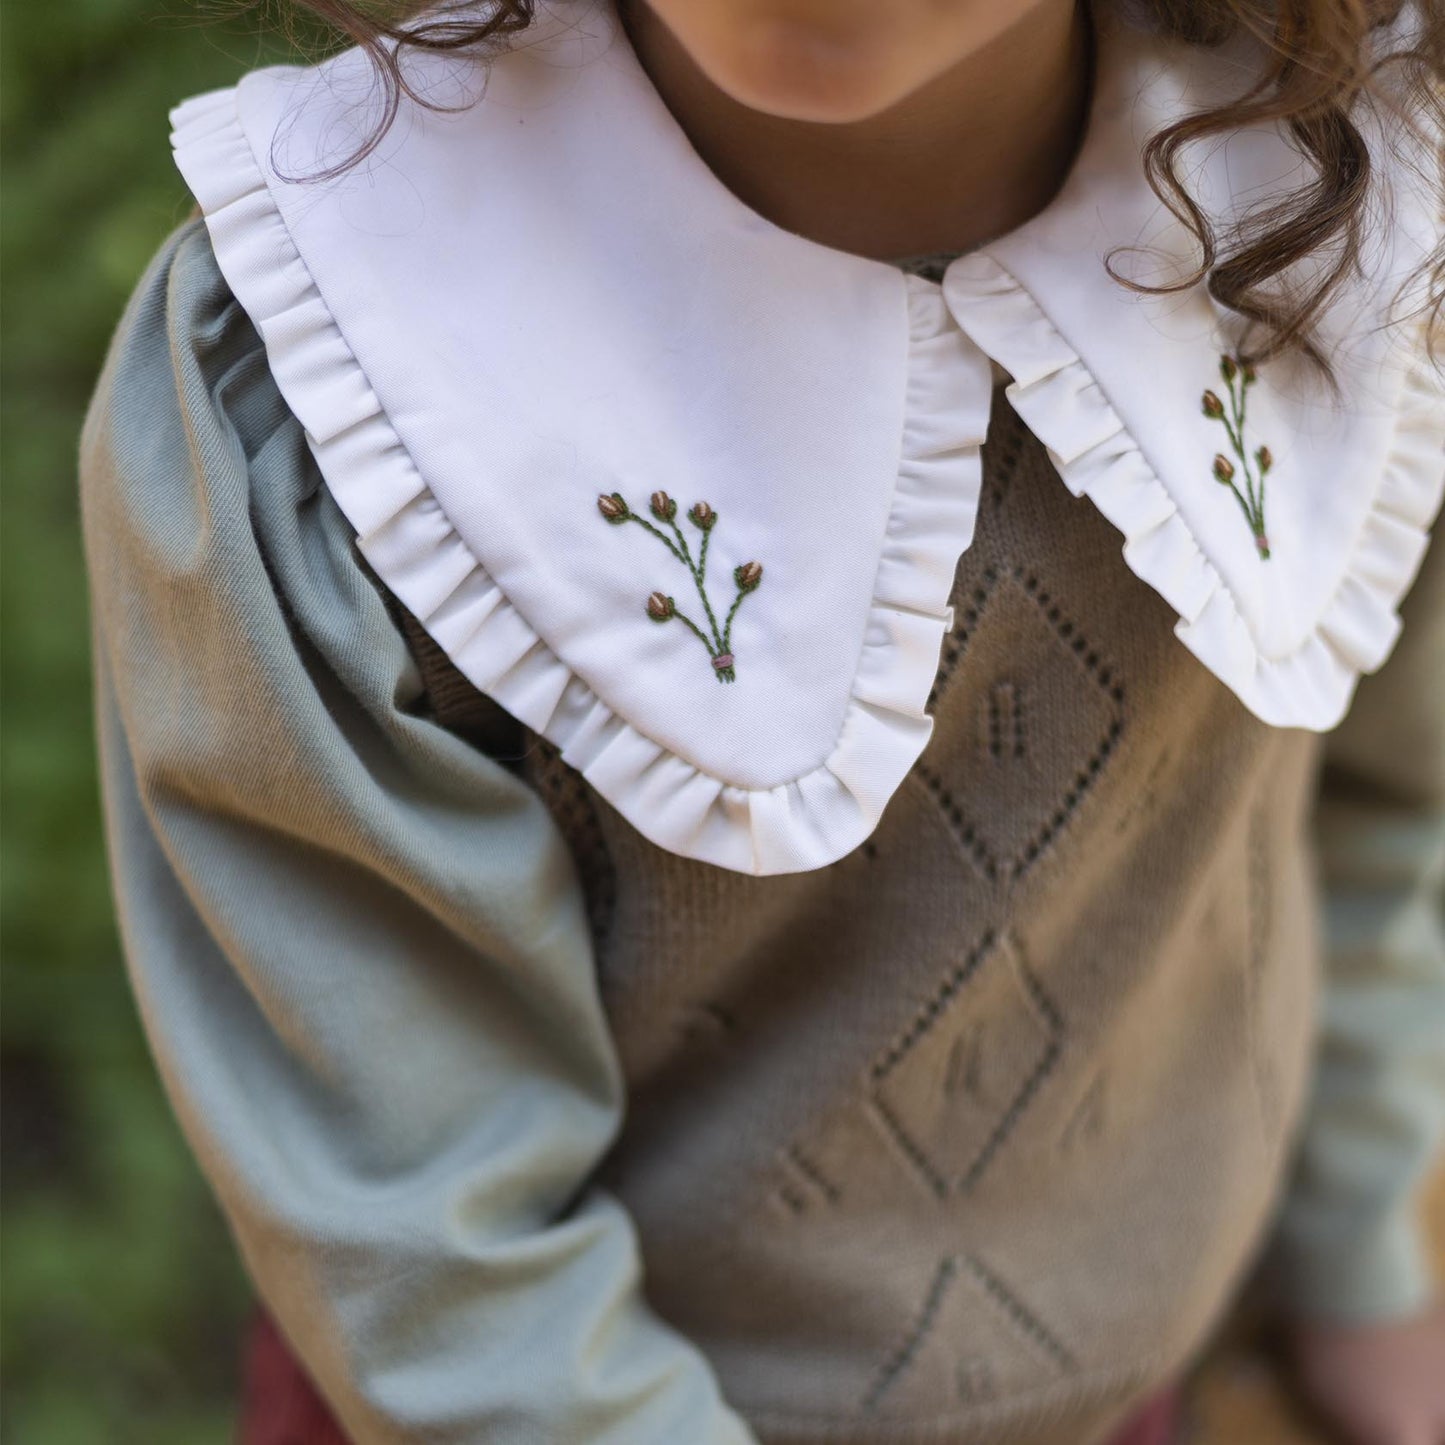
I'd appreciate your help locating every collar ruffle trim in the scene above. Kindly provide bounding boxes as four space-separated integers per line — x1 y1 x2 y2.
172 89 991 875
945 252 1445 727
169 5 1444 877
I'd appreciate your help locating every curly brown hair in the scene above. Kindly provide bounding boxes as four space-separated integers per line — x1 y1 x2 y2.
236 0 1443 372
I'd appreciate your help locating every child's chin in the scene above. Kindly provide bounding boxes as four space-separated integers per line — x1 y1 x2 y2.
712 16 914 123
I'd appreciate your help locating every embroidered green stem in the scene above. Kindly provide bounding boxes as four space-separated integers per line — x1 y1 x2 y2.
1202 354 1273 560
667 603 717 653
632 514 688 567
665 514 729 653
722 589 747 655
596 489 764 683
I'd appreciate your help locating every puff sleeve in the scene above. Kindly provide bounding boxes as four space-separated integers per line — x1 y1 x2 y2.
1270 520 1445 1322
78 216 760 1445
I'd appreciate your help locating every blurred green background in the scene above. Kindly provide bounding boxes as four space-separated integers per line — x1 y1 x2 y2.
0 5 325 1440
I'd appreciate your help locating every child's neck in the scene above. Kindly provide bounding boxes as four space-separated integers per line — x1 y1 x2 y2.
615 0 1092 262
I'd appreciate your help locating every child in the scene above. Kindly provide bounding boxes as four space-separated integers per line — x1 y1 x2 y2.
78 1 1445 1442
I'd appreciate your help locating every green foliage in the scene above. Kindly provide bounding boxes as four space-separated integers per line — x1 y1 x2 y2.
0 5 317 1440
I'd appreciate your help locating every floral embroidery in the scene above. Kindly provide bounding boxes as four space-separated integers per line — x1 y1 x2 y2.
1202 354 1273 560
596 489 763 682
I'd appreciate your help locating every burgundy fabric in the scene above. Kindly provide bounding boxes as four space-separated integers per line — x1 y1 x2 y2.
237 1305 351 1445
1103 1386 1183 1445
236 1302 1183 1445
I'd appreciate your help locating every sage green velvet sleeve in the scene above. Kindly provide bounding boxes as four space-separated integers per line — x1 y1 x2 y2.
78 216 760 1445
1271 517 1445 1323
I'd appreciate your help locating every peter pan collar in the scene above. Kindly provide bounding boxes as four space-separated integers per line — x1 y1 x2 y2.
169 0 1444 875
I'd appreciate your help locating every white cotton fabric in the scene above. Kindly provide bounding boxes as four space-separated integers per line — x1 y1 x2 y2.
168 0 1445 876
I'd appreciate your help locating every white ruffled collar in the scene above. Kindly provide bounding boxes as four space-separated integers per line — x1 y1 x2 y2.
170 0 1443 875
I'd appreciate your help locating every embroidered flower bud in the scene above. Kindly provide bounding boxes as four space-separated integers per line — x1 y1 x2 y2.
1241 363 1257 385
1219 355 1238 383
1255 533 1270 558
688 501 716 530
1255 445 1272 474
1201 390 1225 420
1212 453 1235 484
734 561 763 592
646 591 674 622
650 490 677 521
597 492 629 523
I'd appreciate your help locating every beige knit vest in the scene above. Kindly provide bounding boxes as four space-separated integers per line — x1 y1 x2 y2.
379 385 1325 1445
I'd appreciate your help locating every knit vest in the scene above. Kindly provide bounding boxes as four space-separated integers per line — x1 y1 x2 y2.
375 382 1324 1445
